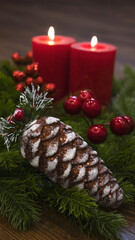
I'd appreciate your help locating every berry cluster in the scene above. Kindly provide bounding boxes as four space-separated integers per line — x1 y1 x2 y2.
7 108 25 125
64 90 135 144
12 55 56 95
12 51 33 65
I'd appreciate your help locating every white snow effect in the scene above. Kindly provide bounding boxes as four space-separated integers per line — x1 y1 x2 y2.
91 150 97 156
102 185 110 198
100 174 110 187
50 172 57 182
90 157 99 166
30 156 39 167
46 141 58 157
99 165 107 174
63 148 76 162
31 139 41 155
88 167 98 181
46 157 58 172
111 183 119 193
76 153 89 163
27 120 37 128
117 191 123 201
46 126 60 140
63 132 76 144
23 124 41 138
109 192 116 205
89 182 98 194
74 166 86 182
76 182 84 190
21 144 26 158
60 164 71 179
61 179 69 188
94 193 99 201
79 141 88 149
45 117 59 125
65 124 72 130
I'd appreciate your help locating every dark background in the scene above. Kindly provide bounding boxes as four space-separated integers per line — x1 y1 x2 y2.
0 0 135 77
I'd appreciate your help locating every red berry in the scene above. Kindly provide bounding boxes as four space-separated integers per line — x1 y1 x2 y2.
82 98 102 118
25 62 39 76
78 90 94 103
13 70 26 82
7 115 15 125
110 116 129 136
26 51 33 61
36 76 44 85
25 64 34 76
12 52 19 62
64 96 82 115
13 108 25 121
44 83 56 93
122 116 134 134
16 83 25 92
32 62 39 75
88 124 107 144
26 77 35 86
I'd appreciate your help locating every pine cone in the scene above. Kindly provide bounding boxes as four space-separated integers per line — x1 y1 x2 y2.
21 117 123 208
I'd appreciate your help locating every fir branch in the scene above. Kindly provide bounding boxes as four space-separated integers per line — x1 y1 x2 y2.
0 184 40 231
42 184 126 240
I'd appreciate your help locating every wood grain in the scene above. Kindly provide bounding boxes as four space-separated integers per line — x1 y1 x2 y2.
0 1 135 239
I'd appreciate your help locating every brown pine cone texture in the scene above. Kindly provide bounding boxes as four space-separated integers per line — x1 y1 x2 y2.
21 116 123 209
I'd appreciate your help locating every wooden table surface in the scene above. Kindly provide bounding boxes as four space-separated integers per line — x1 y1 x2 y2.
0 1 135 239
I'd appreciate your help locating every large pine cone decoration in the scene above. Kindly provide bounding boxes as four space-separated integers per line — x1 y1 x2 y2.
21 117 123 208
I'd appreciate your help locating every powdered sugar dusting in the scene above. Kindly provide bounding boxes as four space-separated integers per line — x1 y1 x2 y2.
46 157 58 172
30 156 39 167
46 117 59 125
63 148 76 162
46 126 60 140
74 166 86 182
60 164 71 179
88 167 98 181
46 141 59 157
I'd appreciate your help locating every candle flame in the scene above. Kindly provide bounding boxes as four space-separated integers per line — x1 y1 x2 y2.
48 26 55 40
91 36 98 48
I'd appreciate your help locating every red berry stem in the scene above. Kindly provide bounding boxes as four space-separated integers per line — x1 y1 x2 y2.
80 112 92 127
103 123 110 126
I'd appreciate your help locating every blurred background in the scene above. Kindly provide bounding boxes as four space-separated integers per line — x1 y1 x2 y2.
0 0 135 78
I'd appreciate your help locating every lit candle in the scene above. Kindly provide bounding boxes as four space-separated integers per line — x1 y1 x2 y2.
32 26 76 101
69 36 117 105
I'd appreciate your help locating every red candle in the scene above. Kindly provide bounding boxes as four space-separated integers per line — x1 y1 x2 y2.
32 26 76 101
69 36 117 105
